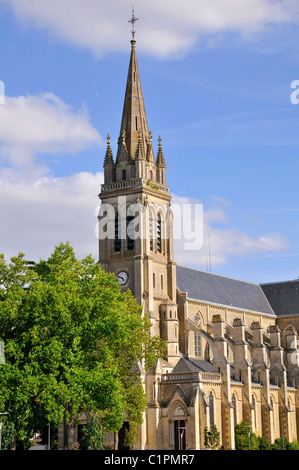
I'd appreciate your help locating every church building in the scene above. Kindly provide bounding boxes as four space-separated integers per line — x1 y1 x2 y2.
97 35 299 450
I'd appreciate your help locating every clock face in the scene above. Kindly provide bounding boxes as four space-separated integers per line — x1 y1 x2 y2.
117 271 128 285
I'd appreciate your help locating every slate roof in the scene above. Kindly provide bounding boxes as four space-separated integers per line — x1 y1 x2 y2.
176 265 275 316
261 280 299 317
172 356 216 374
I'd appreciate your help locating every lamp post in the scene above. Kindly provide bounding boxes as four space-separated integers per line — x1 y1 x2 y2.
48 422 50 451
244 425 252 450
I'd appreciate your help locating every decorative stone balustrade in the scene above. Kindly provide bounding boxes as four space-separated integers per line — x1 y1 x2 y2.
101 178 169 194
161 371 222 384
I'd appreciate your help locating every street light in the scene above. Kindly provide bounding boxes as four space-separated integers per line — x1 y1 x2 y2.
244 425 252 450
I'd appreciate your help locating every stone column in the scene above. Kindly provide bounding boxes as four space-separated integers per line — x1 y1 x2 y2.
212 315 234 449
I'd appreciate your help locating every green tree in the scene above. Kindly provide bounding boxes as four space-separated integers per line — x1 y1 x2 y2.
80 415 105 450
0 243 166 449
235 421 259 450
258 435 272 450
0 416 16 450
271 437 291 450
204 424 220 450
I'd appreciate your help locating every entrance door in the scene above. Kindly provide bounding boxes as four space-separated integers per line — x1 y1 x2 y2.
174 420 186 450
118 422 130 450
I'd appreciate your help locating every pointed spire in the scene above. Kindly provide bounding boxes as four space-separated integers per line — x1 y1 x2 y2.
116 129 130 163
146 131 155 162
135 128 145 160
104 133 114 166
156 136 166 167
116 38 150 162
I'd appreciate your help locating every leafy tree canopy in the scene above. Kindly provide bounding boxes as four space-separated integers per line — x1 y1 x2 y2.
0 243 165 447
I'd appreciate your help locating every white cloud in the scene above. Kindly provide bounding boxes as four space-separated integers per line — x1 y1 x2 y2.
3 0 299 58
172 194 289 268
0 92 102 177
0 91 103 261
0 171 103 262
0 175 289 267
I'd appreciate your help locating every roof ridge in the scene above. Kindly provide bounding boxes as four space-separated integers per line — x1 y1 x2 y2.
177 264 260 287
261 279 299 286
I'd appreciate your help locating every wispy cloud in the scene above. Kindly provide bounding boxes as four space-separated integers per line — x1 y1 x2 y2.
0 171 103 261
0 92 102 178
2 0 299 58
172 194 289 269
0 91 103 261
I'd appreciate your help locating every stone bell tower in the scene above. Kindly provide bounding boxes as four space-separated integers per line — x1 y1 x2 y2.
98 37 180 366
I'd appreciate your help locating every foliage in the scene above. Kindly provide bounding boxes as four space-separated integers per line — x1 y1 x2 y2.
0 416 16 450
289 440 299 450
204 424 220 450
0 243 166 448
80 415 105 450
235 421 259 450
271 437 292 450
258 435 272 450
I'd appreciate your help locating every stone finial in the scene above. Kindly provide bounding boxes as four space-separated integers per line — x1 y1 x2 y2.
135 128 145 160
156 136 166 167
104 133 114 166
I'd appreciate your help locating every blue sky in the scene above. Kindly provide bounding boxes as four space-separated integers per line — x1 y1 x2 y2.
0 0 299 284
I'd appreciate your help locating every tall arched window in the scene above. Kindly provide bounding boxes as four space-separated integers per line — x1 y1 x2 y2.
114 212 121 252
232 394 237 426
157 213 162 253
194 332 201 357
270 397 275 432
209 392 215 427
149 212 154 251
252 395 256 429
126 209 135 251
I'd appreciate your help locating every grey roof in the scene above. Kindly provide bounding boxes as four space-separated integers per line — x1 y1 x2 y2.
172 356 216 374
176 265 275 316
261 280 299 317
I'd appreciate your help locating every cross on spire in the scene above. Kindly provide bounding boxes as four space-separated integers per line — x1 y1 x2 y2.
128 7 138 40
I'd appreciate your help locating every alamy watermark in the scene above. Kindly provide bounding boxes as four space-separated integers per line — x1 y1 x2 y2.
290 80 299 105
95 196 203 251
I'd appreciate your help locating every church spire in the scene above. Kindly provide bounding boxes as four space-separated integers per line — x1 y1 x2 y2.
116 31 151 162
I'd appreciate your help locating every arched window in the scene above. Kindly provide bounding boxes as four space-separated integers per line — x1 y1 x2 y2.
114 212 121 252
232 394 237 426
173 406 186 451
149 170 153 180
270 397 275 431
194 332 201 357
252 395 256 429
126 209 135 251
149 212 154 251
157 213 162 253
209 392 215 427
